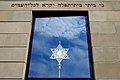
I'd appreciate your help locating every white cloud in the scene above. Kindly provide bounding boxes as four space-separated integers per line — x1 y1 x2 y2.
70 47 89 61
35 16 86 39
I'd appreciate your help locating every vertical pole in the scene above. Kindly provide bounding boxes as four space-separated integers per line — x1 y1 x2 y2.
59 68 60 78
58 64 61 78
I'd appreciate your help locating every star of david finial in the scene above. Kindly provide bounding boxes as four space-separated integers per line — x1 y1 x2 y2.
50 41 69 65
50 41 69 78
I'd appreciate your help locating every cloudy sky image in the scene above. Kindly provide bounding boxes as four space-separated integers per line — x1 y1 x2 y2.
28 16 91 78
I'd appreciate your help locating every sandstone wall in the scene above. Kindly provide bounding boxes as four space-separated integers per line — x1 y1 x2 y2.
0 0 120 80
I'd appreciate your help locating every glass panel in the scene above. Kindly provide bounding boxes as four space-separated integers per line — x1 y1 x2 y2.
28 16 91 78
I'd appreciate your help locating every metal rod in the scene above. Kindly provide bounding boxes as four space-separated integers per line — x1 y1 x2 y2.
58 64 61 78
59 68 60 78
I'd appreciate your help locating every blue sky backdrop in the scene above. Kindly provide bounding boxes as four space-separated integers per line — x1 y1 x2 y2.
28 16 90 78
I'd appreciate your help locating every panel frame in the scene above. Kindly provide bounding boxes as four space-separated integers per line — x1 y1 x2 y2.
25 11 95 80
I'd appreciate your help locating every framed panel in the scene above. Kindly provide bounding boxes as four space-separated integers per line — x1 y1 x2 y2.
25 11 95 80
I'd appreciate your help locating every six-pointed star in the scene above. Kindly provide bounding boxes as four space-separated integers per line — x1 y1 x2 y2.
50 41 69 65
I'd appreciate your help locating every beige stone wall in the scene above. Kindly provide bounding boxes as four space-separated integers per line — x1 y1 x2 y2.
0 0 120 80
